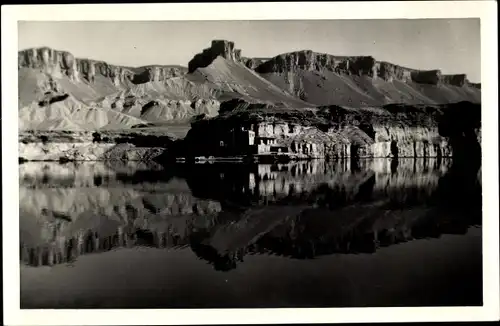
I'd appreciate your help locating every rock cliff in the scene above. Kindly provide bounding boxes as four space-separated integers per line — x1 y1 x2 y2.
188 40 244 72
185 41 309 108
241 57 268 70
131 65 187 83
18 40 481 135
253 50 481 105
255 50 480 88
18 47 188 85
183 99 481 160
18 47 221 130
18 130 176 161
19 47 136 86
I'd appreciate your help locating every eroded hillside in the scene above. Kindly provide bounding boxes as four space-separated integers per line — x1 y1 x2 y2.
18 40 480 132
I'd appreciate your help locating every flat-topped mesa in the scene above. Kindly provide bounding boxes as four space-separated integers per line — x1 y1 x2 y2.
132 65 187 83
188 40 243 73
18 47 187 85
255 50 475 87
441 74 468 87
469 82 481 89
410 69 443 85
18 47 135 86
74 58 136 85
410 71 471 86
377 61 414 82
255 51 377 76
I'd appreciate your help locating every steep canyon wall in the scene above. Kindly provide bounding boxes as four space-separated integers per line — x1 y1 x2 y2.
19 47 187 86
254 50 480 88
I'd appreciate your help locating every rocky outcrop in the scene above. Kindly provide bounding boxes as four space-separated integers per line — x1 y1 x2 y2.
19 142 166 162
188 40 244 72
377 61 413 82
19 40 481 134
18 47 187 85
441 73 468 87
181 100 481 160
131 65 187 83
18 130 174 161
18 47 136 86
410 70 442 85
241 57 268 70
255 51 380 76
254 50 481 88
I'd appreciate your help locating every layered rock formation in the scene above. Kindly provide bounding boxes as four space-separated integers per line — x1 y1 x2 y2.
255 50 481 88
18 39 481 152
185 41 309 108
98 77 221 122
188 40 244 72
241 57 269 70
19 47 136 86
253 50 481 106
131 65 187 84
18 47 219 130
183 100 481 160
18 130 175 161
18 47 188 85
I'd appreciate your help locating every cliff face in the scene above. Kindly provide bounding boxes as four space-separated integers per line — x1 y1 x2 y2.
255 50 481 88
131 65 187 83
188 40 244 73
18 47 216 130
19 47 135 86
18 40 481 133
186 41 310 108
241 57 268 70
18 130 176 161
184 100 481 160
187 40 267 73
18 47 187 85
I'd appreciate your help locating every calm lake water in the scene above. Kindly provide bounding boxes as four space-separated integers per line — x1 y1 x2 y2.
19 158 482 308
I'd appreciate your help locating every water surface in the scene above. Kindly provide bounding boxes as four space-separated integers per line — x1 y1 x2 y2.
19 158 482 308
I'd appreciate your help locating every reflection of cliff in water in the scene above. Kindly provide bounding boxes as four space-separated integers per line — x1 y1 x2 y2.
19 158 481 269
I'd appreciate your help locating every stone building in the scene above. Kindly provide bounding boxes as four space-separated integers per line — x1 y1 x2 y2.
223 121 326 158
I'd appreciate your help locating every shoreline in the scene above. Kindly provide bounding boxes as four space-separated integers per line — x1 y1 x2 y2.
19 153 457 164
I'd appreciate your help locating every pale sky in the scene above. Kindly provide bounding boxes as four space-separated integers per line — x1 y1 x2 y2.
18 19 481 82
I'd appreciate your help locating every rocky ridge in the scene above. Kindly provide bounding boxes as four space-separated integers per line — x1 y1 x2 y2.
183 100 481 160
18 47 187 85
254 50 481 88
18 39 482 162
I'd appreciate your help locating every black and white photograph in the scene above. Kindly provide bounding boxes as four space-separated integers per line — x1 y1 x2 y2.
2 2 499 325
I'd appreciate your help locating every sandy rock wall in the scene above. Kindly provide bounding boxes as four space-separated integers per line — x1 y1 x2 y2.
188 40 244 72
132 66 186 83
18 47 135 85
364 126 452 158
254 50 480 88
18 47 187 85
241 57 267 69
250 121 452 158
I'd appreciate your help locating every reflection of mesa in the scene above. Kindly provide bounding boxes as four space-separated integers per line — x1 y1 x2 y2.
19 157 481 269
